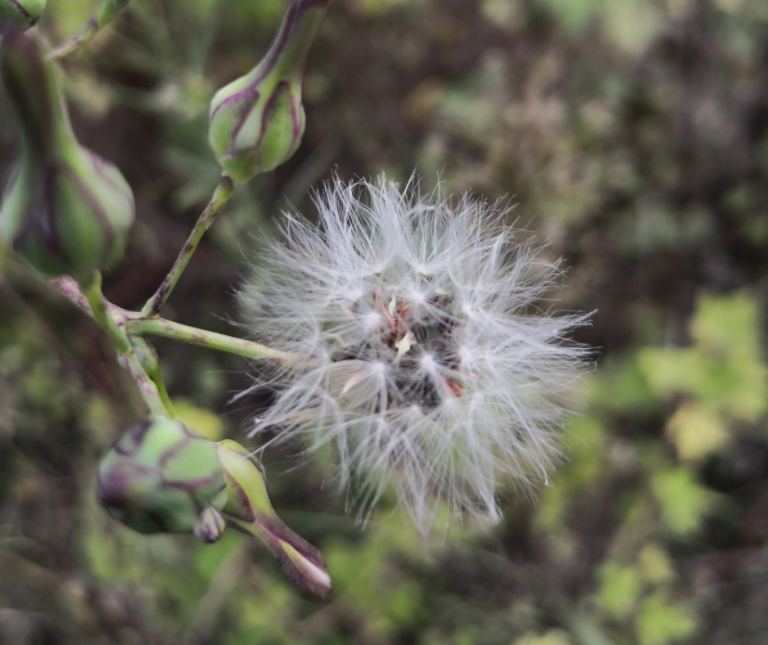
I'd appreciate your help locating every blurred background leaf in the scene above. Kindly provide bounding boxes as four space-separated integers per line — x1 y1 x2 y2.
3 0 768 643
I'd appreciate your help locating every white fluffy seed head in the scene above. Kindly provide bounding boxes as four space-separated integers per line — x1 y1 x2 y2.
238 175 591 532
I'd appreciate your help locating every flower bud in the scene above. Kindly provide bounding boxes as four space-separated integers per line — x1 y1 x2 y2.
208 0 328 185
0 29 134 278
97 419 227 538
216 440 332 597
0 0 46 30
195 506 227 544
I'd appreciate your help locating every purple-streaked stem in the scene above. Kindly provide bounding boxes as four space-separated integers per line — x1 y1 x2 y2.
141 175 234 318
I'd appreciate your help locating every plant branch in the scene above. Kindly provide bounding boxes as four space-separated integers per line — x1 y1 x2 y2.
50 276 312 370
48 17 100 60
119 351 173 419
127 317 315 369
47 1 131 60
77 272 170 419
131 335 177 418
78 272 131 354
142 175 235 317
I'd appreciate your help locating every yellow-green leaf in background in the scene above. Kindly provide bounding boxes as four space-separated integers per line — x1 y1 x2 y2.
638 544 674 585
603 0 663 54
665 402 729 462
639 293 768 421
597 562 641 619
636 592 696 645
638 348 706 402
174 398 225 441
561 415 605 486
588 354 657 412
691 293 759 352
650 469 710 535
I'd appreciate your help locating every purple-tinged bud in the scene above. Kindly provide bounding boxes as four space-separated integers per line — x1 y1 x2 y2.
0 0 46 31
97 419 227 538
208 0 329 185
216 440 332 597
195 506 226 543
0 30 134 278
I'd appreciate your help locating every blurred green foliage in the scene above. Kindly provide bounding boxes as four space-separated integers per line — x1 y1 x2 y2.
3 0 768 643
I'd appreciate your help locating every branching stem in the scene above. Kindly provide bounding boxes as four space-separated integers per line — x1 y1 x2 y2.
127 317 315 369
77 272 169 419
131 335 177 417
120 351 173 419
49 172 298 423
78 271 131 354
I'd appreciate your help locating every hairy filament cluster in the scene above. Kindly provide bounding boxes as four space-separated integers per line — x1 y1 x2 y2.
239 176 590 530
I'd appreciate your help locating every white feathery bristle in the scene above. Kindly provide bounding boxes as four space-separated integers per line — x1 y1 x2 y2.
239 175 591 532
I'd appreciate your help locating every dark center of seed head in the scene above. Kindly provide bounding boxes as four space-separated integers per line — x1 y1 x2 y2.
332 290 463 411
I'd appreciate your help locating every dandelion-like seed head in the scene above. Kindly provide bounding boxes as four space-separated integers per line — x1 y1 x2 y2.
239 175 590 531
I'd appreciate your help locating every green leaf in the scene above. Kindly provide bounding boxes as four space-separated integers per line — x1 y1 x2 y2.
665 402 729 462
639 293 768 420
588 354 657 411
636 592 696 645
597 562 641 619
650 469 710 535
638 544 674 585
174 398 226 441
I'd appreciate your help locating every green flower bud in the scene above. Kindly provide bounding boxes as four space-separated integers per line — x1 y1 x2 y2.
97 419 227 538
0 29 134 278
208 0 329 185
216 440 332 597
0 0 46 30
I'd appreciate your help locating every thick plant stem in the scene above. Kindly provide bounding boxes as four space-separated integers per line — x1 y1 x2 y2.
127 317 316 370
142 176 235 317
78 272 170 419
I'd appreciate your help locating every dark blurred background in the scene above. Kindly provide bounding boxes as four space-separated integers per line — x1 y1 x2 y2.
2 0 768 643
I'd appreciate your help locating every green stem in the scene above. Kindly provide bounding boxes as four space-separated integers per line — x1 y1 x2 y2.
48 1 131 60
51 276 313 370
120 352 172 420
127 317 316 370
142 176 235 317
79 271 131 354
131 335 177 418
78 272 169 419
48 17 100 61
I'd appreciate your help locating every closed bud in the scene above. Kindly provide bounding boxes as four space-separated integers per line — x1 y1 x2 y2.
97 419 227 538
0 29 134 278
0 0 46 30
195 506 227 544
216 440 332 597
208 0 328 185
